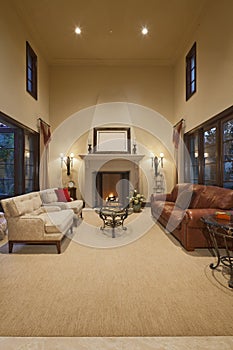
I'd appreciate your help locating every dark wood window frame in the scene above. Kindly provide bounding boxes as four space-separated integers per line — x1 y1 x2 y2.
184 105 233 188
186 42 196 101
0 111 39 199
26 41 38 100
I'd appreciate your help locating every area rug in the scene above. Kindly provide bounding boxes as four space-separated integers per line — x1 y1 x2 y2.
0 214 233 337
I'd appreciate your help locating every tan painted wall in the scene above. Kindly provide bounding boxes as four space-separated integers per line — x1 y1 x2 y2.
49 65 174 129
49 64 176 193
62 127 175 201
0 1 49 131
174 0 233 132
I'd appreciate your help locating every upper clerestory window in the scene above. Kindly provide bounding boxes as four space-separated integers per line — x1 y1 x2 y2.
186 42 196 101
26 41 37 100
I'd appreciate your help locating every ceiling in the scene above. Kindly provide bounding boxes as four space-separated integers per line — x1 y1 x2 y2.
12 0 207 66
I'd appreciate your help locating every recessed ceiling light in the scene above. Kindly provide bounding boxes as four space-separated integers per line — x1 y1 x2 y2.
141 26 148 35
75 26 82 35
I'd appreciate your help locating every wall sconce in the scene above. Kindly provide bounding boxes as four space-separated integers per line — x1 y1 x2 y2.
60 153 74 176
153 152 164 176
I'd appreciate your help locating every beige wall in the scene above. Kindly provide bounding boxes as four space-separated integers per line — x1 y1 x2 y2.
174 0 233 132
62 127 175 202
0 1 50 131
49 65 174 129
3 0 233 193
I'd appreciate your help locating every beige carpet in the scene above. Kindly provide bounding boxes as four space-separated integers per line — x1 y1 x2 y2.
0 209 233 337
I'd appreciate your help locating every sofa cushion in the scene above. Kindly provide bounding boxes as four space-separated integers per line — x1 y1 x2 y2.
166 208 186 232
66 200 83 213
170 183 193 202
32 194 43 210
11 192 42 216
156 202 184 231
193 185 233 209
175 190 195 210
42 210 74 234
40 189 58 204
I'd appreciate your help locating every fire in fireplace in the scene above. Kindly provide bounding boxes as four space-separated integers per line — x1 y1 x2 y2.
95 171 130 207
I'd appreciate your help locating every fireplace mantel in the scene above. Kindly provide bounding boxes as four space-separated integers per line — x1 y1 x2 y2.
79 154 144 163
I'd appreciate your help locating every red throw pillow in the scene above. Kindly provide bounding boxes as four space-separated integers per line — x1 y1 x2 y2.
55 188 67 202
63 188 71 202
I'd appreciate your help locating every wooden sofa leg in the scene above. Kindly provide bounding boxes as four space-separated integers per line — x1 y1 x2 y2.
56 242 61 254
8 241 13 253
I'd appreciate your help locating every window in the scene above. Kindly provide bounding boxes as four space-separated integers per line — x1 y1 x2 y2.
222 119 233 188
186 42 196 101
184 106 233 189
185 132 199 183
0 112 39 200
26 41 37 100
203 126 217 185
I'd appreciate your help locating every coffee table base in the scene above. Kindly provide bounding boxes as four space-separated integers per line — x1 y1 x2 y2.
96 207 132 238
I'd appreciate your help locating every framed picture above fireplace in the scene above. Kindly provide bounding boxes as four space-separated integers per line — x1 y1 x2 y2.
93 127 131 153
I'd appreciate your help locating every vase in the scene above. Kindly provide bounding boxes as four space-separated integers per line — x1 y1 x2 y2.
133 203 141 213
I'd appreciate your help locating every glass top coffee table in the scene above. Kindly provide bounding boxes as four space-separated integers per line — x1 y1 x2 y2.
95 206 133 238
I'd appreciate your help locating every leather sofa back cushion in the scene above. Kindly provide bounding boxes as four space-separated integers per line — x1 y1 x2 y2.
193 185 233 209
170 183 194 202
175 190 195 210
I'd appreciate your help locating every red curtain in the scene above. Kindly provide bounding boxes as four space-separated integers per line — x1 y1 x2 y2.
173 119 184 149
40 120 51 146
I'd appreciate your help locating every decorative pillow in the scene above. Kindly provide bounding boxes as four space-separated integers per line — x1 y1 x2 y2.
175 190 195 210
63 188 71 202
55 188 67 202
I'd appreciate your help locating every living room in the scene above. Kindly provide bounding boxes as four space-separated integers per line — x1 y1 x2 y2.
1 0 233 349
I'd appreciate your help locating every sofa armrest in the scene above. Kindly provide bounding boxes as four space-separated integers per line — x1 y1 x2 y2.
185 208 217 224
8 216 45 240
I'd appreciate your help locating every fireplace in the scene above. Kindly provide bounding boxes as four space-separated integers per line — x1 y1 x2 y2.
79 154 144 207
95 171 130 207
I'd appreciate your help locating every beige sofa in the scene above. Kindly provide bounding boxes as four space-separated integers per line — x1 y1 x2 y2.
1 192 74 253
39 188 83 219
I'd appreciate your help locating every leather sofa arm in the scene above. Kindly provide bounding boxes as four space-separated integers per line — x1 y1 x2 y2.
185 208 217 223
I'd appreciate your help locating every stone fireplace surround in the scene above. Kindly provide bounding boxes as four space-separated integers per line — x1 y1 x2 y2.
79 154 144 207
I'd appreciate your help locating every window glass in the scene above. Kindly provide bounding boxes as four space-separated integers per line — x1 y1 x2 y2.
223 119 233 189
26 42 37 100
0 130 15 197
186 42 196 101
0 112 39 200
204 126 217 185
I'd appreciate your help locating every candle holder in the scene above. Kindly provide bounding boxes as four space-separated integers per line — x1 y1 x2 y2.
133 143 137 154
88 144 92 154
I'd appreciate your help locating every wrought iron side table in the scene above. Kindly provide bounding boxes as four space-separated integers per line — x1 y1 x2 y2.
201 215 233 288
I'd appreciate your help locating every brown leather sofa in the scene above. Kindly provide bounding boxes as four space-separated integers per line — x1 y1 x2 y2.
151 183 233 251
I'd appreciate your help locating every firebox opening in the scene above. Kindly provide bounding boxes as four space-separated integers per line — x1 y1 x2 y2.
95 171 130 207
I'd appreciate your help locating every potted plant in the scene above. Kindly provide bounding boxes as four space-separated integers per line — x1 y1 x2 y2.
129 190 145 212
